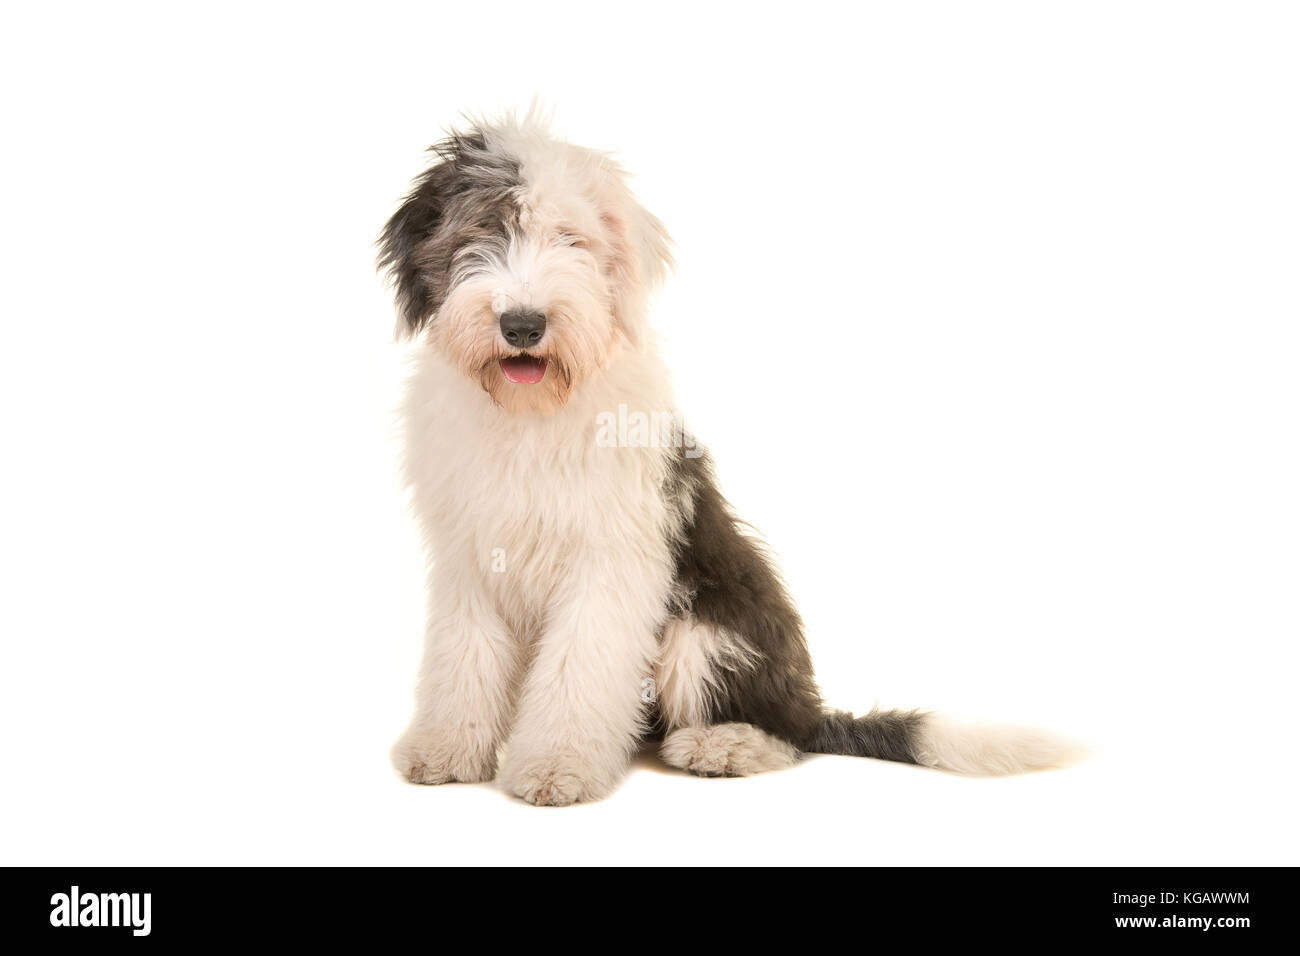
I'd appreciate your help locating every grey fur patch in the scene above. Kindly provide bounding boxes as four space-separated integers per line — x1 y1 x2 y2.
377 128 523 334
661 447 922 765
660 448 823 743
809 708 925 764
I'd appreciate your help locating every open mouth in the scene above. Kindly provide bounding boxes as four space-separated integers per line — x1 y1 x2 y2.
499 354 549 385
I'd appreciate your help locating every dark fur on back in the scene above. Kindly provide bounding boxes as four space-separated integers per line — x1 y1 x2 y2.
664 448 922 764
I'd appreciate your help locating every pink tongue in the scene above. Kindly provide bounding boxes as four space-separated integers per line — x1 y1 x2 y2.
500 355 548 385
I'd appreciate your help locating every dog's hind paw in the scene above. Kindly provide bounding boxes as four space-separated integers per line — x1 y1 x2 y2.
660 723 799 777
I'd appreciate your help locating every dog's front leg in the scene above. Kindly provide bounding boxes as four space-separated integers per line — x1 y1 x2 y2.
501 555 663 806
391 569 519 785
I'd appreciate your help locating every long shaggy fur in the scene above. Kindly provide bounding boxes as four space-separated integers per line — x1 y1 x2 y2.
381 111 1083 805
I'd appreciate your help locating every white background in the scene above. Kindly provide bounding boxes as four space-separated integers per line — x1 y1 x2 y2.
2 1 1297 866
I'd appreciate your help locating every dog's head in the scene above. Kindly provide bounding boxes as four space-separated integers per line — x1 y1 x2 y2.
378 116 673 414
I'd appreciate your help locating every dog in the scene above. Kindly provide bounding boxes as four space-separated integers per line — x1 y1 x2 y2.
379 113 1080 805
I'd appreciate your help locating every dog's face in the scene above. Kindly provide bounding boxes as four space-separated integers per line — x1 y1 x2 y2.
379 120 672 414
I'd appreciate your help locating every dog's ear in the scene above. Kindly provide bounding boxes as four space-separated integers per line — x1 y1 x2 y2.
596 172 675 349
378 159 456 337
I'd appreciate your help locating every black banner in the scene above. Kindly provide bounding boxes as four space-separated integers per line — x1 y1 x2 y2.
6 867 1281 943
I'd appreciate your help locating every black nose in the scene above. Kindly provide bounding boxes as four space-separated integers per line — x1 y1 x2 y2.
499 310 546 348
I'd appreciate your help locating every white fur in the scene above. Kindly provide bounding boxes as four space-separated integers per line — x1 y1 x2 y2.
389 118 687 804
395 344 684 804
911 714 1085 776
655 616 761 728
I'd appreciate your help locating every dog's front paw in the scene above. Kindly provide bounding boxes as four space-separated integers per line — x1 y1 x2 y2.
501 752 611 806
391 726 496 785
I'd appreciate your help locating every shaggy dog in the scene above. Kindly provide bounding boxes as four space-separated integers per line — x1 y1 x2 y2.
380 114 1078 805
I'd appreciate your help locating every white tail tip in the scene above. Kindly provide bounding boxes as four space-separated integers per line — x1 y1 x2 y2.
912 714 1091 776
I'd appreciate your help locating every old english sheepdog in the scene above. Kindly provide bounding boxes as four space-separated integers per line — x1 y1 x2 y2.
380 114 1080 805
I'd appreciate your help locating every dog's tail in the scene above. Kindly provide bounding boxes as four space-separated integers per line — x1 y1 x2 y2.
804 708 1086 775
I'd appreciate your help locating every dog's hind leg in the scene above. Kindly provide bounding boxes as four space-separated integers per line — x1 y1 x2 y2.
653 616 802 777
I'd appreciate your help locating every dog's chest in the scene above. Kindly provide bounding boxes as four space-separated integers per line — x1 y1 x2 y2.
422 405 672 567
406 357 681 620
